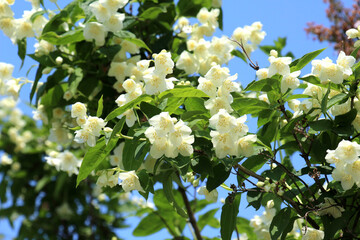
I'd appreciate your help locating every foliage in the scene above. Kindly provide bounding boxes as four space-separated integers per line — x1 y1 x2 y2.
1 0 360 240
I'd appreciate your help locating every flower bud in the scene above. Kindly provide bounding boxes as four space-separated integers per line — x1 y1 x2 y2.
55 56 63 65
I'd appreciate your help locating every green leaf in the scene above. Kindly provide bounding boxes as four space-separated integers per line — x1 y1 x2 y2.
140 102 162 119
114 30 136 39
163 97 185 114
97 95 104 117
198 209 220 231
68 68 83 96
290 48 325 72
17 38 27 69
206 163 231 192
246 190 262 210
326 93 348 109
308 119 333 131
321 85 331 114
220 194 241 240
334 108 357 126
30 65 44 103
158 86 209 100
231 98 270 116
41 29 85 45
231 49 247 63
162 172 187 218
35 176 51 192
245 78 279 92
105 95 153 121
77 118 125 186
133 212 164 236
351 45 360 58
236 217 258 239
269 208 297 240
123 138 149 171
30 10 47 22
176 0 212 17
184 97 207 112
139 6 167 20
98 45 122 60
123 38 152 53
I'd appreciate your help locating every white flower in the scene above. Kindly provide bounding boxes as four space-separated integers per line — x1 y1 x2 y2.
143 70 168 95
102 0 129 10
237 134 258 157
83 22 107 46
1 153 12 165
205 64 230 87
210 131 237 158
103 12 125 32
318 197 344 218
233 115 249 138
108 61 128 82
168 120 192 147
110 142 125 168
302 228 324 240
346 27 360 39
119 170 144 192
0 62 14 80
197 186 218 202
83 116 107 136
14 18 34 40
336 51 355 79
281 70 301 93
256 68 269 80
268 55 292 77
153 49 174 75
209 108 236 133
198 76 217 98
312 57 344 84
205 95 233 116
330 99 351 116
71 102 87 119
332 167 355 191
89 1 112 22
148 112 175 136
334 140 360 164
74 128 96 147
176 51 199 75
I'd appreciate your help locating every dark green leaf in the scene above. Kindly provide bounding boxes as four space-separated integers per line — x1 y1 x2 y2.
206 163 230 192
245 78 279 92
351 45 360 58
246 190 262 210
17 38 27 69
220 194 241 240
269 208 297 240
327 93 348 109
140 102 162 119
162 171 187 218
308 119 333 131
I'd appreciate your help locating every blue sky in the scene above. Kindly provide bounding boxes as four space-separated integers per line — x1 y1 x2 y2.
0 0 355 239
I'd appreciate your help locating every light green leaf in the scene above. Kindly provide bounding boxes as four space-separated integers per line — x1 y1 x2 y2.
159 86 209 100
105 95 153 121
97 95 104 118
41 29 85 45
133 212 164 236
290 48 325 72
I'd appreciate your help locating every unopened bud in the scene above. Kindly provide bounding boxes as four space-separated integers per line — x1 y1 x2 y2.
55 56 63 65
266 200 274 209
256 181 265 188
42 67 52 75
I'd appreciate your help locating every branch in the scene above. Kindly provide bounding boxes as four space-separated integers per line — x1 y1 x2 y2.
178 186 203 240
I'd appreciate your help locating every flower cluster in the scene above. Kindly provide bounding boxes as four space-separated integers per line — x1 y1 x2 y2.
0 0 48 43
175 8 265 75
83 0 128 46
325 140 360 190
311 51 355 84
0 62 24 99
71 102 107 147
145 112 194 159
114 50 177 127
209 109 258 159
198 64 240 115
256 50 300 94
45 150 82 176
